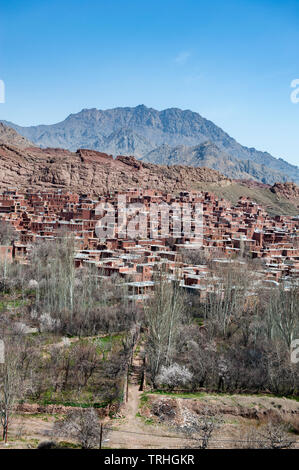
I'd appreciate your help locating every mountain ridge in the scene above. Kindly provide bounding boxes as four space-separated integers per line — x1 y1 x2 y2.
2 105 298 184
141 141 288 184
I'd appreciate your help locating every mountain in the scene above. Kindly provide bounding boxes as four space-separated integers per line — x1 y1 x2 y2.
0 143 297 216
2 105 298 184
141 141 287 184
0 122 34 149
102 127 154 157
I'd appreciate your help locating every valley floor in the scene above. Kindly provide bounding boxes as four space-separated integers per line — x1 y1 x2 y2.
2 345 299 450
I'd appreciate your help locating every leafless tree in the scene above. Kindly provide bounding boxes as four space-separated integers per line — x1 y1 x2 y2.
260 422 296 449
30 235 76 321
0 334 29 443
144 269 186 387
266 287 299 350
181 248 208 266
180 406 223 449
0 219 18 245
239 421 296 449
53 407 106 449
204 262 252 339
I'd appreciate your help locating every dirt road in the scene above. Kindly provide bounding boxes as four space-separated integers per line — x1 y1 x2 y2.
106 346 185 449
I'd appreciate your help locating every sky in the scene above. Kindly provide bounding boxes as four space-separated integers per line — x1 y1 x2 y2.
0 0 299 166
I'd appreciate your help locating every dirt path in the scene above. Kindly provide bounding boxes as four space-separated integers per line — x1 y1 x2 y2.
3 342 184 449
106 346 185 449
5 344 298 449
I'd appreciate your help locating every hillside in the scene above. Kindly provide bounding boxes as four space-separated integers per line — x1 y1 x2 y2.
0 143 298 216
0 144 230 195
0 122 34 149
2 105 298 184
270 182 299 206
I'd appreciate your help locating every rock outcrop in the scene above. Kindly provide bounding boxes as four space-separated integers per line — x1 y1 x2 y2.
0 144 230 195
0 123 34 149
270 182 299 207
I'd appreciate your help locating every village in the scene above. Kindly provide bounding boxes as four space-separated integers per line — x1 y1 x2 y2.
1 0 299 454
0 187 298 301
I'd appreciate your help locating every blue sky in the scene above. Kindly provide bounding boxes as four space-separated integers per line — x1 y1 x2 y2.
0 0 299 166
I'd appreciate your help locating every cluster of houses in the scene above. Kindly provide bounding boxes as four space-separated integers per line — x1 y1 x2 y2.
0 187 298 299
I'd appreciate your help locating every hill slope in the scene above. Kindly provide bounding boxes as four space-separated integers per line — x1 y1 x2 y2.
0 144 297 216
0 144 230 195
0 123 34 149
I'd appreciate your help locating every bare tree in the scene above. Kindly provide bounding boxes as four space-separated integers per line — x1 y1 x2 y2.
258 421 296 449
144 269 186 387
204 262 251 339
239 421 296 449
0 219 18 245
30 235 76 321
181 406 223 449
0 334 27 443
266 287 299 350
53 407 106 449
181 248 208 266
